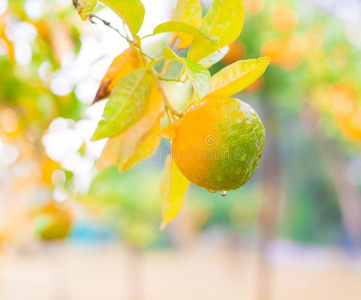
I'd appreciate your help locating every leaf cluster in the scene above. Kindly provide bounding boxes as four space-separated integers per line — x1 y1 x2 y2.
74 0 270 228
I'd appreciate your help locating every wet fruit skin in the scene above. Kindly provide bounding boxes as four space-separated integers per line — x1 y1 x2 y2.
172 96 265 192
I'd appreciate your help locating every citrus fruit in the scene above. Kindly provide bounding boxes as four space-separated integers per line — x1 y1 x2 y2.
244 0 264 14
34 201 72 241
272 8 298 32
222 40 245 65
171 96 265 192
262 37 305 69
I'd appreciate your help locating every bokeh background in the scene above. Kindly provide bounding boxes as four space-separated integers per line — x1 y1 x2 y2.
1 0 361 299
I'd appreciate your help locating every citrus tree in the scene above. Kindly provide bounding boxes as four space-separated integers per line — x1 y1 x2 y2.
73 0 270 228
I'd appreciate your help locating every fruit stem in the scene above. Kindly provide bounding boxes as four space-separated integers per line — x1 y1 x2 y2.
165 107 175 123
180 101 193 115
152 72 181 118
135 34 181 119
176 66 186 81
159 36 177 77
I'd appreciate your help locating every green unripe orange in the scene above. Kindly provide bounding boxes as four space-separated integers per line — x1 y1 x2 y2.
34 202 72 241
171 96 265 192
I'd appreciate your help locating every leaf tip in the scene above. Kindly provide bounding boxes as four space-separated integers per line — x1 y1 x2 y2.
90 132 101 142
91 96 100 106
262 56 272 65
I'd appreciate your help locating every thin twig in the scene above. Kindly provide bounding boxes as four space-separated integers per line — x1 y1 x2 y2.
122 22 131 41
180 101 193 115
176 67 186 82
152 72 181 118
89 14 129 42
90 13 181 119
165 108 175 123
159 36 177 78
142 33 182 118
159 60 172 77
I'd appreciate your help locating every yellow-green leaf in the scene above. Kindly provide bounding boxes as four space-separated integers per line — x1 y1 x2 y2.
93 47 141 104
172 0 202 49
74 0 97 21
207 57 270 97
163 48 210 103
100 0 145 34
153 21 211 43
173 0 202 25
97 83 163 170
198 45 229 68
160 155 190 230
118 119 161 172
91 68 152 141
188 0 245 62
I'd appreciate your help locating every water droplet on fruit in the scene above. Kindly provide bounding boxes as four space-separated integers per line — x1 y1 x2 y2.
207 189 217 193
220 190 227 197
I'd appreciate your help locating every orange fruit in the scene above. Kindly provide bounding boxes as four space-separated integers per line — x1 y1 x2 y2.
34 201 73 241
328 84 357 122
273 8 298 32
244 0 264 14
340 107 361 141
171 96 265 192
222 40 245 65
262 36 305 69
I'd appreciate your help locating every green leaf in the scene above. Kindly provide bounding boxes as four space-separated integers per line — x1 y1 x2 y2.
172 0 202 49
160 155 190 230
153 21 217 48
163 48 210 103
198 45 229 68
154 21 204 39
188 0 245 62
173 0 202 24
97 83 163 171
93 47 141 104
118 118 161 172
100 0 145 34
74 0 98 21
207 57 271 97
91 68 152 141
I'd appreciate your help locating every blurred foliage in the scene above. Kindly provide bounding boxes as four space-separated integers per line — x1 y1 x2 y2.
83 163 163 248
0 0 85 245
0 0 360 249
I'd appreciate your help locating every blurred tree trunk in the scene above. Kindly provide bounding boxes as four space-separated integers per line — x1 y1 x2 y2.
330 157 361 249
302 103 361 250
256 99 283 300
